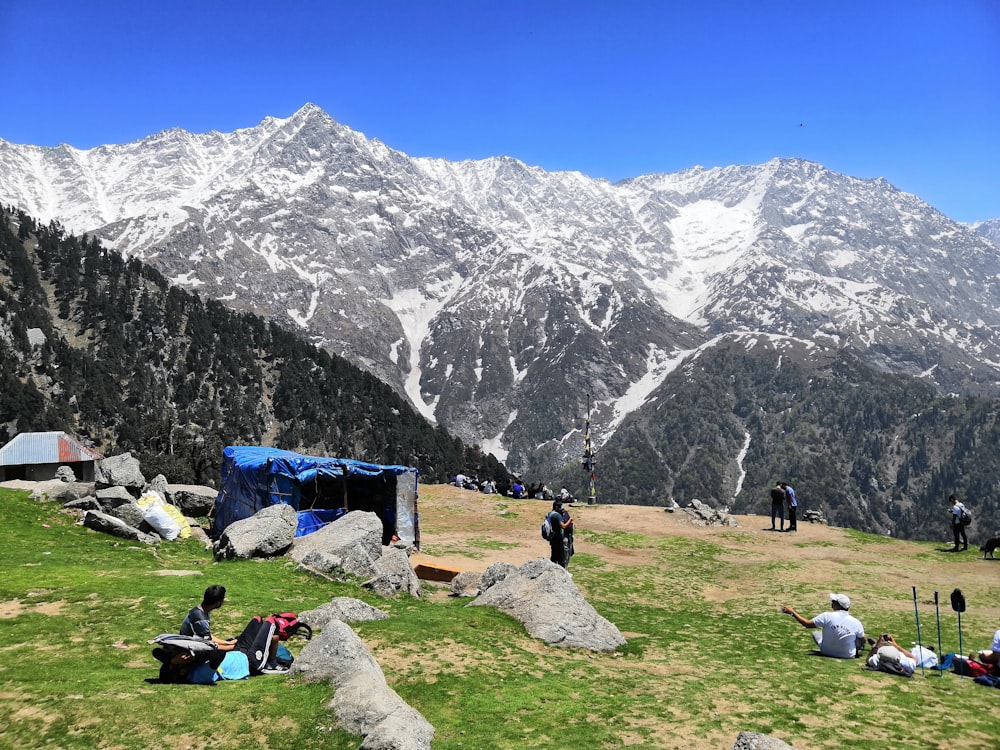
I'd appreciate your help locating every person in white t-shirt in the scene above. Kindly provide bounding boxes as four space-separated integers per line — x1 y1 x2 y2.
781 592 866 659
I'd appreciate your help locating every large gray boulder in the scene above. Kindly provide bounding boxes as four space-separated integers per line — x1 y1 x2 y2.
363 546 422 599
95 453 145 491
291 620 434 750
166 484 217 516
108 501 146 531
731 732 796 750
290 511 384 578
449 571 482 597
82 510 159 545
299 597 389 630
95 485 136 509
213 503 298 559
468 558 627 652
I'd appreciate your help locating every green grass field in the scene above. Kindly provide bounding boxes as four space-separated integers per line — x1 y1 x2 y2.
1 487 998 749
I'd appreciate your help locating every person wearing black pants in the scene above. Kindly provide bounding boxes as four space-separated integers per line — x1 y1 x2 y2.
769 483 785 531
949 494 969 551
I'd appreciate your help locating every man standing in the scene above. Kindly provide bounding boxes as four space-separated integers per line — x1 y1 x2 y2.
546 500 572 568
180 584 237 651
781 592 866 658
782 482 798 532
948 494 969 551
769 483 786 531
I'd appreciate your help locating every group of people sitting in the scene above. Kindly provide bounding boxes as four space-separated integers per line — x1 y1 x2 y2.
153 585 290 684
782 592 1000 678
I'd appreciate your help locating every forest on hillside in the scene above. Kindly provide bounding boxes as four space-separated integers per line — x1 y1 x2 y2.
0 207 508 488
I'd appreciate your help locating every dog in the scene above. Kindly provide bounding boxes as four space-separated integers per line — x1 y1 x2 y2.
980 536 1000 559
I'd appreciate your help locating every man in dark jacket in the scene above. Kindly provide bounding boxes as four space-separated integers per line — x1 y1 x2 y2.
547 501 572 568
769 483 786 531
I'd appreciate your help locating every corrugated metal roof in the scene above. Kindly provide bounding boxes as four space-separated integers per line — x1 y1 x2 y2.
0 431 104 466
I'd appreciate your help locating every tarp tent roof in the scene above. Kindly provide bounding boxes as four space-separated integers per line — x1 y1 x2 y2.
211 446 420 545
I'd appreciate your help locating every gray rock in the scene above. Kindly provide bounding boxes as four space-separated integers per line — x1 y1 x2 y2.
82 510 159 545
63 496 101 511
731 731 796 750
291 620 434 750
108 501 145 530
299 597 389 630
95 453 146 491
290 511 384 578
362 546 421 599
449 571 482 597
54 465 76 482
468 558 627 652
143 474 169 502
166 484 217 516
95 485 136 510
479 561 517 593
25 480 93 504
213 503 298 559
682 499 739 527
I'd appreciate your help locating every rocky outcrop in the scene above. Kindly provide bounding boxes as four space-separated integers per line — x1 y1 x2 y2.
468 559 627 652
290 620 434 750
212 503 298 560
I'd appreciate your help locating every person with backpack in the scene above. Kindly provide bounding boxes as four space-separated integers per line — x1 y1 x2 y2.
948 494 970 551
156 615 287 683
560 502 575 567
545 500 573 568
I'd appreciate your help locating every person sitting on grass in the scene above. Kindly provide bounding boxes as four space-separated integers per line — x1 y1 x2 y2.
155 616 287 683
180 584 237 651
781 592 866 659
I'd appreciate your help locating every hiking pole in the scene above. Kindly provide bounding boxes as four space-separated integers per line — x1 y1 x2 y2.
912 586 925 677
934 590 944 678
951 588 967 679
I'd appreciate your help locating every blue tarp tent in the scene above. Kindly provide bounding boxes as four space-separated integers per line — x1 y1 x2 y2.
211 446 420 546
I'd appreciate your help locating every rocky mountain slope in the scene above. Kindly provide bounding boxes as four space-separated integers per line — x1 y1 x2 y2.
2 104 1000 534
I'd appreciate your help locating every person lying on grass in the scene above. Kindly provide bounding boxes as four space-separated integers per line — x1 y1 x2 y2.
865 633 917 676
155 616 287 683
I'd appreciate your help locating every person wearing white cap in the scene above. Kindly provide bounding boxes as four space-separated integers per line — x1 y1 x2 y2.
781 593 866 659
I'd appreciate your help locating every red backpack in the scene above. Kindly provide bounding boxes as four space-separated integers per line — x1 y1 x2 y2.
265 612 313 641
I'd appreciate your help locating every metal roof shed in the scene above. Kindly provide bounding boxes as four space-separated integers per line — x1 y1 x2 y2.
0 431 104 482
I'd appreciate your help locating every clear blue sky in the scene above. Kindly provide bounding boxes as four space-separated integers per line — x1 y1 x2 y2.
1 1 997 222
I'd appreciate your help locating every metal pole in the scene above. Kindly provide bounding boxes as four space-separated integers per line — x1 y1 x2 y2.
934 591 943 678
912 586 925 677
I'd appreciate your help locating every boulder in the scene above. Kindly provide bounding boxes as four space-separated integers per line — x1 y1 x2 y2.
108 501 146 531
449 571 482 597
682 499 739 527
166 484 217 516
731 731 797 749
63 496 101 512
143 473 169 502
95 485 136 509
95 453 145 491
290 511 384 578
299 597 389 630
291 620 434 750
479 561 517 593
82 510 159 545
54 465 76 482
362 546 421 598
468 558 627 652
213 503 298 559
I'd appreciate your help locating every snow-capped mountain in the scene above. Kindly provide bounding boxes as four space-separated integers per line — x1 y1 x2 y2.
3 103 999 482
